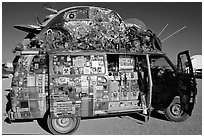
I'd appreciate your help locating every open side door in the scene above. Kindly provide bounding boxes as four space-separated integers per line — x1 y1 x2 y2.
145 54 153 120
177 50 197 116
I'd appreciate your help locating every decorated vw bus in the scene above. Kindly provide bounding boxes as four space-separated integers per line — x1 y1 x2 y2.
4 6 197 135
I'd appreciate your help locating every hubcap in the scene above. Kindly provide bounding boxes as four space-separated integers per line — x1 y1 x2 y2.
8 74 13 78
52 117 75 133
58 118 71 127
171 104 183 117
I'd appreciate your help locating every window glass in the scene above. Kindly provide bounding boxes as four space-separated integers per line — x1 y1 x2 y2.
150 56 174 71
149 55 175 85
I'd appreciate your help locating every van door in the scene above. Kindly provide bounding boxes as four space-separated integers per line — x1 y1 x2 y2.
177 50 197 116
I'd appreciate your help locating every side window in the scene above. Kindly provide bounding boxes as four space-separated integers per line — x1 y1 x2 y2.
150 56 174 72
149 55 175 84
30 55 48 74
178 54 190 73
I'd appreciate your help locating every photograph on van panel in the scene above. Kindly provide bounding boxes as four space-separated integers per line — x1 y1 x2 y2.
2 2 201 135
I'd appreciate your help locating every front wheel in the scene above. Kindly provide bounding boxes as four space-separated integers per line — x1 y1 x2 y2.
163 97 189 122
47 115 81 135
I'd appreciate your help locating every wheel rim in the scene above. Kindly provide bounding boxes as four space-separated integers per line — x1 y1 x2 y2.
8 74 13 78
51 117 75 134
171 104 183 117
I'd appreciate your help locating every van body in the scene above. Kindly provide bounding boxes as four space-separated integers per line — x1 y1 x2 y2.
5 50 197 134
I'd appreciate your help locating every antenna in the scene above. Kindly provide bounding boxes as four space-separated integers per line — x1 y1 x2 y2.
157 24 168 37
53 2 58 11
43 3 58 13
33 12 42 25
161 26 187 43
45 7 58 13
36 16 42 25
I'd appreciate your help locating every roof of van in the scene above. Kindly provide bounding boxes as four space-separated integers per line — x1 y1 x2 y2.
47 49 165 56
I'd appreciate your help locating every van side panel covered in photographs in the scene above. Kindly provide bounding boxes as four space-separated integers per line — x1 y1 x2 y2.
9 54 48 119
49 52 147 119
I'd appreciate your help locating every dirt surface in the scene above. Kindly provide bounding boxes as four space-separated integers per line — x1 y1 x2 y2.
2 79 202 135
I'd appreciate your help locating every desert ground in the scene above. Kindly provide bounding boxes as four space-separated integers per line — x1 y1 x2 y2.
2 79 202 135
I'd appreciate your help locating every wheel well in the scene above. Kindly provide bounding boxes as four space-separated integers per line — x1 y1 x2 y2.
41 108 50 119
164 96 180 109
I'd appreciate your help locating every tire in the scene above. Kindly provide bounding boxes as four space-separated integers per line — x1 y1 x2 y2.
163 97 189 122
47 115 81 135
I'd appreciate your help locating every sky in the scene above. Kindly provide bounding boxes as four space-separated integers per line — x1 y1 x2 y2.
2 2 202 64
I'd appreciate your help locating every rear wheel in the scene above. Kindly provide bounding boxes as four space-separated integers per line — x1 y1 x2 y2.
47 115 81 135
37 113 81 135
163 97 189 122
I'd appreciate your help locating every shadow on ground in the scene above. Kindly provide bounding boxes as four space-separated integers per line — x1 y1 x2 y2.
80 110 169 124
127 111 168 123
